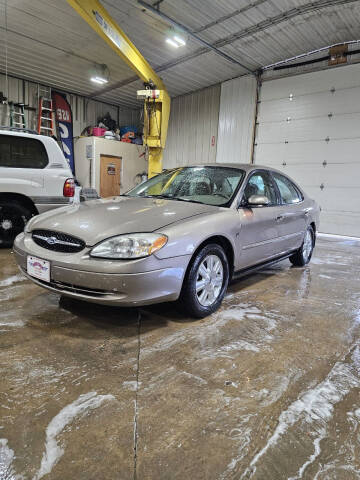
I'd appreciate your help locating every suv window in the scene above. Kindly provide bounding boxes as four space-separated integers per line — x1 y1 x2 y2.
0 135 48 169
272 172 302 204
243 171 278 205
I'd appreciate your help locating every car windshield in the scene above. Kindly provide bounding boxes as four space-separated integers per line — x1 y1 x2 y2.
126 166 245 206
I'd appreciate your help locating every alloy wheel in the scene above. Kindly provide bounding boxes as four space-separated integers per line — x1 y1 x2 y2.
302 229 313 261
196 254 224 307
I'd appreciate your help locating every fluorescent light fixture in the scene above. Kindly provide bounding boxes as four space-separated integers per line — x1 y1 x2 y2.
166 35 186 48
173 35 186 46
90 76 109 84
166 38 179 48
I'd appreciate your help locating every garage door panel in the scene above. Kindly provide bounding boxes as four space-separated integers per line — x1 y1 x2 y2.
270 171 360 213
255 64 360 236
258 88 360 122
254 144 281 165
294 186 360 214
255 138 360 166
257 113 360 143
261 63 360 101
276 164 360 188
319 211 360 237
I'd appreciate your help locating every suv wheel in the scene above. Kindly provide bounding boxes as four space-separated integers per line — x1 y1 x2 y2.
178 243 229 318
0 202 32 248
289 226 315 267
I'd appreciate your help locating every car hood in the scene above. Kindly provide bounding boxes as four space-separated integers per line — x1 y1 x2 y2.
28 196 218 246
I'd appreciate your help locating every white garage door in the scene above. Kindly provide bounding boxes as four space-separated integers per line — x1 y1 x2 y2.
254 63 360 237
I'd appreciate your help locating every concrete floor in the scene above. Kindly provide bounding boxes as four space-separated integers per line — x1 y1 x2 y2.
0 237 360 480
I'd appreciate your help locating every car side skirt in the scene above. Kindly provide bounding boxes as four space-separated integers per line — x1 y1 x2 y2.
232 250 297 280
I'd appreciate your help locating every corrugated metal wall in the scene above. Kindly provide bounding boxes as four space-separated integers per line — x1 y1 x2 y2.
216 75 257 164
0 75 38 129
0 74 141 137
163 84 220 169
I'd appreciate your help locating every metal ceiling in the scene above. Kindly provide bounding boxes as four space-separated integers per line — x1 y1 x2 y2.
1 0 360 108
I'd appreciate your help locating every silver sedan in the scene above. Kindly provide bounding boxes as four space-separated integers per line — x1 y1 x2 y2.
13 164 320 318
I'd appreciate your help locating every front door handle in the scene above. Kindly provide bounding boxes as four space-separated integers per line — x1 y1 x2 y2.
276 215 284 222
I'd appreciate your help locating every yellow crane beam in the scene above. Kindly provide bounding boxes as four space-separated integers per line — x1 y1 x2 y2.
66 0 170 177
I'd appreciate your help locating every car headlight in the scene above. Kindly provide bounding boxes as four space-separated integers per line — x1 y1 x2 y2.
90 233 168 259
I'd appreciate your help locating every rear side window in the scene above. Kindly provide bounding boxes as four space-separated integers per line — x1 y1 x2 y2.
272 172 303 204
0 135 48 169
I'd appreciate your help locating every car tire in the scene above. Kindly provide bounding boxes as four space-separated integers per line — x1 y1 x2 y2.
178 243 229 318
289 225 315 267
0 201 33 248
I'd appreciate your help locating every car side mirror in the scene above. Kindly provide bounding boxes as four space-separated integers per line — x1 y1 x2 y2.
247 194 270 206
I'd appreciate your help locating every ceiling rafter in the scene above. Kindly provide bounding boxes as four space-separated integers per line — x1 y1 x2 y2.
213 0 359 48
150 0 360 72
138 0 255 72
193 0 268 34
90 0 359 99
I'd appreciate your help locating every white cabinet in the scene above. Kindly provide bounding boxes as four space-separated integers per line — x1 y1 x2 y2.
74 137 146 196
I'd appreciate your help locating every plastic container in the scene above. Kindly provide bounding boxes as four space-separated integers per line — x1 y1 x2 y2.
93 127 107 136
120 126 137 136
122 131 135 139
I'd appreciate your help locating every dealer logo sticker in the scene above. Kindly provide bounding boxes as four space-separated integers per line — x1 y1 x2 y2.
27 256 50 283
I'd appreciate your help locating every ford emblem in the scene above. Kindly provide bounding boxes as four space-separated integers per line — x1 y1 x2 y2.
46 236 57 245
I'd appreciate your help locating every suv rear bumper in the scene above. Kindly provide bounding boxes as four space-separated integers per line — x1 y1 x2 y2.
32 197 72 214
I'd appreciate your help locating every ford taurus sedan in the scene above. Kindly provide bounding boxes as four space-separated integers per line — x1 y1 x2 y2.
13 164 319 318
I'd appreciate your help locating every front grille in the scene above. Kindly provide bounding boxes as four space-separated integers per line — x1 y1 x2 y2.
32 229 85 253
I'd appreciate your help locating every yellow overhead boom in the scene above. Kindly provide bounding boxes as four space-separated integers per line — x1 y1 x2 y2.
66 0 170 177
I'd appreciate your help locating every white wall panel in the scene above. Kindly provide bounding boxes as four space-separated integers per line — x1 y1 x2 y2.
216 75 257 164
163 85 220 169
254 62 360 237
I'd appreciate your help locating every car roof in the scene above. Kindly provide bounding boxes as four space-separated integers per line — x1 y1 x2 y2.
173 163 284 175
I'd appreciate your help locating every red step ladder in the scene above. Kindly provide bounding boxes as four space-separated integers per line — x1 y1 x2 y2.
37 86 55 136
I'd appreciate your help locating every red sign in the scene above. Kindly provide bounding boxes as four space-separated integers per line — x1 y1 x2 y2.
52 91 74 173
211 135 216 147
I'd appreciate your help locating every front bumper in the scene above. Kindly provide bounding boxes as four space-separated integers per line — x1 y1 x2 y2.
14 233 190 306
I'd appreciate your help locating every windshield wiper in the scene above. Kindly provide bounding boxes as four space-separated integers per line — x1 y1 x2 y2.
130 193 205 204
168 196 205 205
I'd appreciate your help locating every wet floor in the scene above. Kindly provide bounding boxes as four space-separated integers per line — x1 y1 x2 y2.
1 237 360 480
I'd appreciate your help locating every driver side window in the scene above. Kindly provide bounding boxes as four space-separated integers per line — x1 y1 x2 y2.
243 172 277 205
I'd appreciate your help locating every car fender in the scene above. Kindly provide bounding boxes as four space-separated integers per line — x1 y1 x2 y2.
154 208 240 263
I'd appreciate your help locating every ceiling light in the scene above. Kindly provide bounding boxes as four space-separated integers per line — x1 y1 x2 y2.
166 38 179 48
90 63 110 85
166 34 186 48
173 35 186 46
90 76 109 84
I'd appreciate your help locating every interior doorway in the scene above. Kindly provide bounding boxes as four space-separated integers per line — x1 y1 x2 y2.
100 155 122 197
